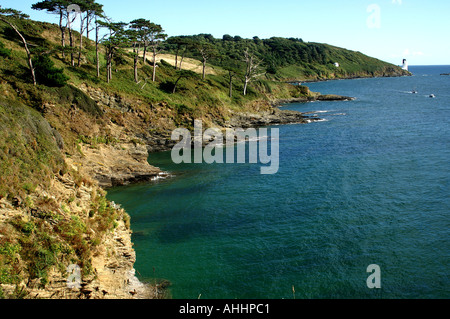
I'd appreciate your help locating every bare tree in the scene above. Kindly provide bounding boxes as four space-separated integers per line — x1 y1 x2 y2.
0 7 36 85
92 4 104 77
242 48 263 96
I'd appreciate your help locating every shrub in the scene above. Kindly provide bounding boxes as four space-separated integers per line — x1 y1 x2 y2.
32 55 69 87
159 59 172 68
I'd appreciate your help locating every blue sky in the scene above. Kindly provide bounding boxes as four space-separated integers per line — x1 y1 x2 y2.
2 0 449 65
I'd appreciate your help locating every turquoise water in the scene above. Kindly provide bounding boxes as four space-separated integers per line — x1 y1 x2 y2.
107 66 450 299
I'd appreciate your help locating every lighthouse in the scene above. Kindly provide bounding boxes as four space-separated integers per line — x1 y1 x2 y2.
401 59 408 71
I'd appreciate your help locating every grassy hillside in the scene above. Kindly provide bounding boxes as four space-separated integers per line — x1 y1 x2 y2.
163 35 409 82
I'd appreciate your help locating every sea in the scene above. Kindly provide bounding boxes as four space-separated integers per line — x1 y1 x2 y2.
107 65 450 299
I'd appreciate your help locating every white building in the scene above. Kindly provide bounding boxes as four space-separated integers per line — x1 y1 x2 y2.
401 59 408 71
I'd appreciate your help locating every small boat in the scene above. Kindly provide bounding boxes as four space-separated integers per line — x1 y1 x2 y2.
411 90 418 94
429 94 435 98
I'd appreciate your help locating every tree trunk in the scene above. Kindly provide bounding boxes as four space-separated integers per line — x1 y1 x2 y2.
179 49 186 70
0 17 36 85
243 78 249 96
142 40 147 64
68 25 74 67
108 56 112 82
134 43 139 83
152 47 157 82
106 57 110 83
59 10 66 59
173 75 183 94
95 22 100 77
109 51 113 81
174 45 179 70
86 15 90 40
106 49 112 83
77 19 84 67
134 55 138 82
229 72 233 98
202 58 206 80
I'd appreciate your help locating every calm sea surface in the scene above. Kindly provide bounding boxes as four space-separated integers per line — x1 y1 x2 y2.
107 65 450 299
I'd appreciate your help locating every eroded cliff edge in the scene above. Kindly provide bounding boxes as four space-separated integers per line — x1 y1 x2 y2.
0 90 164 299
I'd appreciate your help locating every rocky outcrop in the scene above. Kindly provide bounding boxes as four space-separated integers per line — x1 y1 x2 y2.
70 143 165 189
316 94 355 101
271 94 355 107
0 171 156 299
228 108 323 128
227 94 353 128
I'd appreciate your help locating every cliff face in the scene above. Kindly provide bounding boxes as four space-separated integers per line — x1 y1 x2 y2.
0 90 161 299
0 166 153 299
71 143 163 189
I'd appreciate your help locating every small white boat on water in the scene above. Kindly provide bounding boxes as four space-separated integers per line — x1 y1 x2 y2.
429 94 435 98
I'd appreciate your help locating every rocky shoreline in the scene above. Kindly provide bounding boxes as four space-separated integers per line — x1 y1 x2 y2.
79 93 356 188
10 87 351 300
271 94 355 107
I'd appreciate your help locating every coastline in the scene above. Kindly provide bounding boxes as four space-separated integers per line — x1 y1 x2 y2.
286 69 412 85
271 94 355 107
93 91 356 298
0 7 416 300
0 75 377 300
111 65 446 296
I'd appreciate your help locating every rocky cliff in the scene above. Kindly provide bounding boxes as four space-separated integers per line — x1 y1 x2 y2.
0 168 155 299
0 88 164 299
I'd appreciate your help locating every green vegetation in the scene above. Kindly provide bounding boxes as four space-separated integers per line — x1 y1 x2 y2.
0 97 65 199
33 55 69 87
0 40 11 57
162 34 408 82
0 190 124 297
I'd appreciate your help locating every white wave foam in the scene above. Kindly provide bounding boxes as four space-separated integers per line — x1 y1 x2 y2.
314 110 331 113
151 172 171 181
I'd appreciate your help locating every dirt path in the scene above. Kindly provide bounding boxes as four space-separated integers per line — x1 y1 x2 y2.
139 52 219 75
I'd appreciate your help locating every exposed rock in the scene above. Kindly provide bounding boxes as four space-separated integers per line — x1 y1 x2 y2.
228 108 322 128
317 94 355 101
271 94 355 107
70 143 162 189
0 171 156 299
